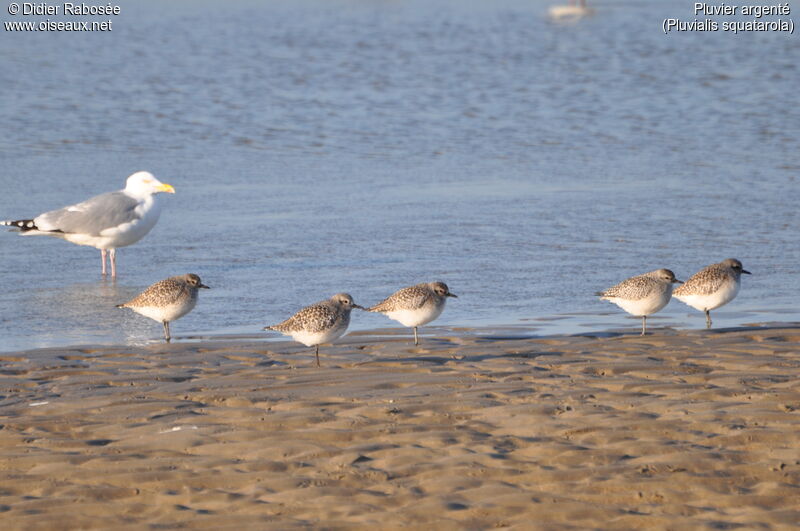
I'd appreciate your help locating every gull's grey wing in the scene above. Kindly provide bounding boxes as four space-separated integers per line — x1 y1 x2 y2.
34 191 140 235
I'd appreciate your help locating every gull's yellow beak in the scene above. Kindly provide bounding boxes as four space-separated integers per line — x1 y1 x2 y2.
157 183 176 194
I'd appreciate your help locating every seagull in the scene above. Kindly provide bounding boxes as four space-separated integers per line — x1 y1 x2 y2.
1 171 175 277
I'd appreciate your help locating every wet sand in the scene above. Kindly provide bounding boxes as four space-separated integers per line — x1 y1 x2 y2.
1 325 799 529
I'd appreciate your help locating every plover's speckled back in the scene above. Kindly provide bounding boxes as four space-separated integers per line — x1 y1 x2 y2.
597 269 683 335
264 293 365 367
116 273 209 342
674 258 751 329
368 281 457 345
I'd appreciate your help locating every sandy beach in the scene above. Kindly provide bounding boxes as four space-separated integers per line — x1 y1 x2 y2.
1 325 799 529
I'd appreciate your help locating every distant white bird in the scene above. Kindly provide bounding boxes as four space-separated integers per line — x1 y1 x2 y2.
597 269 683 335
1 171 175 277
549 0 593 20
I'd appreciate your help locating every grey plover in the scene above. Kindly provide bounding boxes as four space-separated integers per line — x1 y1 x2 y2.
368 281 457 345
673 258 751 329
1 171 175 277
116 273 209 342
596 269 683 335
264 293 365 367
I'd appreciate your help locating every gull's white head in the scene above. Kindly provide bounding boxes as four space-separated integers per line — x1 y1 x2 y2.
124 171 175 197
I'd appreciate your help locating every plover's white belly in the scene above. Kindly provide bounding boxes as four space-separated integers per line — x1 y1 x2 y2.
131 298 197 323
675 281 740 312
386 303 445 328
606 291 671 317
290 325 347 347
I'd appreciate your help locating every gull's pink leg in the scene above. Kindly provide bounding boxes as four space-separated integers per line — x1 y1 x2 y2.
110 249 117 278
101 249 107 276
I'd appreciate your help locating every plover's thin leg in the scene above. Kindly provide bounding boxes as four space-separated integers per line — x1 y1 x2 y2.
705 310 712 329
314 345 320 367
100 249 107 276
163 321 171 342
413 327 419 346
641 316 647 336
110 249 117 278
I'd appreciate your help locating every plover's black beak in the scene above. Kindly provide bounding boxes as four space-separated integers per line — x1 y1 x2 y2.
742 269 751 275
353 304 367 310
674 279 684 284
200 284 210 289
447 293 458 298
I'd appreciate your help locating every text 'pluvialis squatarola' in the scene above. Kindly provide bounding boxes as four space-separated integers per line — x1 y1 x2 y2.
264 293 365 367
597 269 682 335
368 281 457 345
674 258 751 329
116 273 209 342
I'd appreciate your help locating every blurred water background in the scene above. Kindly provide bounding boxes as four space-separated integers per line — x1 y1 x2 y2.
0 0 797 351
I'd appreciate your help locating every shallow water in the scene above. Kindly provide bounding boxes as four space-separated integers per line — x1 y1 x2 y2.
0 0 798 352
